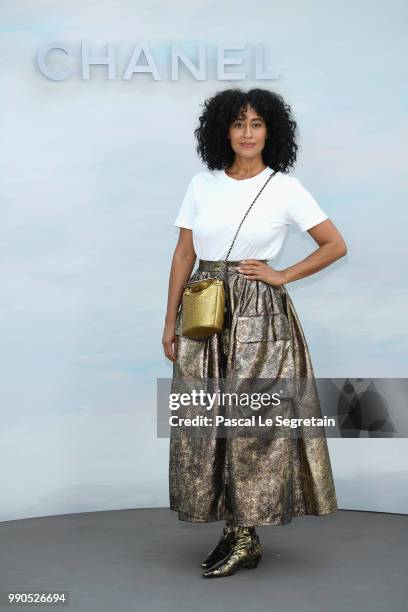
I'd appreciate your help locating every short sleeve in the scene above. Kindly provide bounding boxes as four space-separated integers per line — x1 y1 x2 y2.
174 176 197 229
285 177 328 232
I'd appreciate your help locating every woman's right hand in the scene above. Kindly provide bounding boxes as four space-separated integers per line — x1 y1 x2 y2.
162 321 178 362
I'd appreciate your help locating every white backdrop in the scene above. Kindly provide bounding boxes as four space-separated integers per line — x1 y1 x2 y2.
0 0 407 521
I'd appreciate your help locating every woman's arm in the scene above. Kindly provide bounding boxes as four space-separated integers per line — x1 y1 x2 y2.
237 219 347 285
163 228 196 361
279 218 347 283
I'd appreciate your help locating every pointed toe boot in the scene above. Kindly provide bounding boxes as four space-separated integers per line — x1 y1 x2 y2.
201 523 236 569
202 526 262 578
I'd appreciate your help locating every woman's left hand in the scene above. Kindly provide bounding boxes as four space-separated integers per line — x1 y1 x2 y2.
237 260 287 287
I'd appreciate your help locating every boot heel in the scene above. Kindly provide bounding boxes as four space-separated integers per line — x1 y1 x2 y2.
242 554 261 569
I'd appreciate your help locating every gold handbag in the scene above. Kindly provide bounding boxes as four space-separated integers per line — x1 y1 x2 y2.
181 168 277 338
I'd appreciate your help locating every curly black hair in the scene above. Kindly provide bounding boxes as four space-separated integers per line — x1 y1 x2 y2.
194 88 299 174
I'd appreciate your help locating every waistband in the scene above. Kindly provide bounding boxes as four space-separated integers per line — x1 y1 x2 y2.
198 259 268 272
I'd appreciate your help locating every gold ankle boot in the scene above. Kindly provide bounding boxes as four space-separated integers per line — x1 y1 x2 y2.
202 526 262 578
201 523 235 569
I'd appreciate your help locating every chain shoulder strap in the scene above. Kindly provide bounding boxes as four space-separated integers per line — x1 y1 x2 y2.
182 168 278 289
221 168 278 279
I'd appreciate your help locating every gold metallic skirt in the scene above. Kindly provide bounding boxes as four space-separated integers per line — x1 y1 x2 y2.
169 259 338 526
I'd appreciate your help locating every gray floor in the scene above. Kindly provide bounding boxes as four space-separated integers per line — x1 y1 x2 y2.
0 508 406 611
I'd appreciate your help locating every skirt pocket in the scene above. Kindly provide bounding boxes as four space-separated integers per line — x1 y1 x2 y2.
234 314 292 379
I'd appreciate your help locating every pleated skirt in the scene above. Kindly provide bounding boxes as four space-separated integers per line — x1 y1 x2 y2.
169 259 338 526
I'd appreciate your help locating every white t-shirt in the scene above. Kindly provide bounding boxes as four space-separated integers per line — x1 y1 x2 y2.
174 166 329 260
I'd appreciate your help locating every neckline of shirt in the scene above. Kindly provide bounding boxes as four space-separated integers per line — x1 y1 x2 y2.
215 165 278 185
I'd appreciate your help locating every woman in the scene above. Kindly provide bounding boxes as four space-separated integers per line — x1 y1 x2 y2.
162 88 347 579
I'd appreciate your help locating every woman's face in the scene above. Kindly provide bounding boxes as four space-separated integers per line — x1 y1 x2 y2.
227 105 268 160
